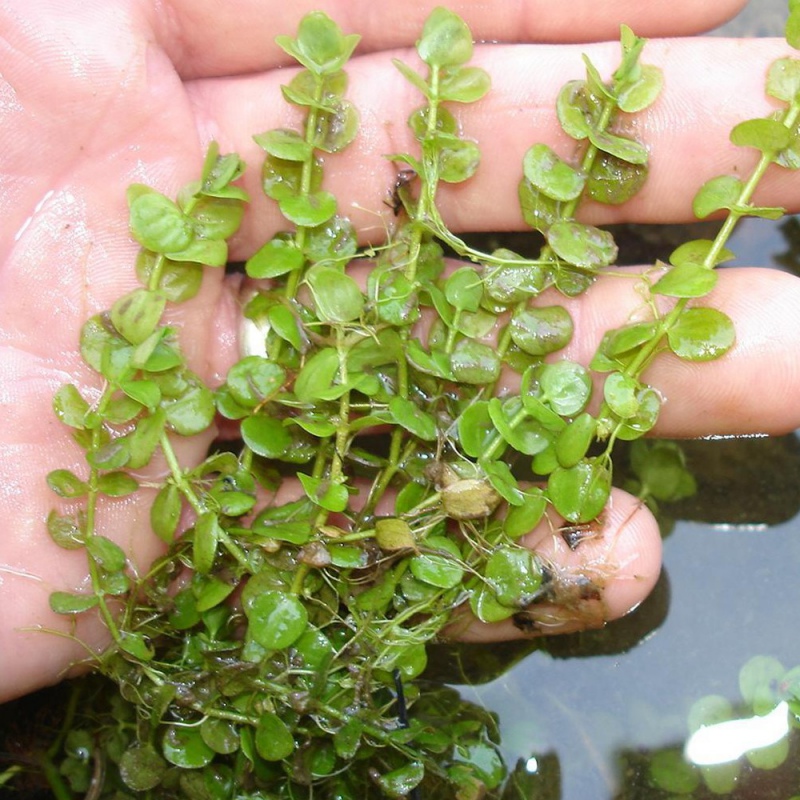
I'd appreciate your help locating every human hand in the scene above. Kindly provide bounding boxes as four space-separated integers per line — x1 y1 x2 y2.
2 0 799 702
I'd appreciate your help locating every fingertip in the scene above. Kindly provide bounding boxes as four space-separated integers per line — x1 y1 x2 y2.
453 488 663 642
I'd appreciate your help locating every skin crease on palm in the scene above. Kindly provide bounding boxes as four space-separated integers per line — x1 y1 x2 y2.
2 0 800 703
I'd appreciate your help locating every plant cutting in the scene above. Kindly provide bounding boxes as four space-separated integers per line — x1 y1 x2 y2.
4 3 800 798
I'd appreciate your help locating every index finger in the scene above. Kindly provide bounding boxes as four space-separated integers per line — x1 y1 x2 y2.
153 0 748 78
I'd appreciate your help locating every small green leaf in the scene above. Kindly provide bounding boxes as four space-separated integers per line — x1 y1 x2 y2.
193 512 220 574
97 471 139 497
128 188 193 254
531 361 592 417
119 745 168 792
47 511 85 550
555 413 597 468
47 469 88 499
375 761 425 798
653 262 718 298
436 134 481 183
667 307 735 361
670 239 735 267
241 415 291 458
163 382 215 435
739 655 785 715
547 220 617 268
246 236 305 279
305 214 358 263
417 7 473 67
444 266 483 312
275 11 360 75
227 356 286 408
586 152 648 205
588 130 648 165
306 264 364 323
393 58 430 97
163 726 214 769
388 395 438 441
603 372 641 418
110 289 166 345
312 99 359 153
484 546 542 607
125 408 165 469
151 484 182 544
556 80 600 140
548 458 611 523
616 63 663 112
458 400 494 458
450 339 501 384
49 591 99 615
692 175 743 219
53 384 88 429
766 57 800 102
510 306 573 356
294 347 340 402
410 536 464 589
503 490 547 539
298 473 349 512
247 591 308 650
439 65 491 103
253 128 312 161
279 191 337 227
730 118 792 153
522 144 585 202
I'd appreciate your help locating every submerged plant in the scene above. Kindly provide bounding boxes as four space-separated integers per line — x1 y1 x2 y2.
10 5 800 798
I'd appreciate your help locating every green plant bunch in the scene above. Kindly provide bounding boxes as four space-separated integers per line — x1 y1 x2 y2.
32 6 800 799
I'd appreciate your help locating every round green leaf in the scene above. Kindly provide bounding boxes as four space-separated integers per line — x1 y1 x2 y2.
279 190 337 227
200 718 240 755
556 80 599 140
110 289 166 345
163 382 216 435
667 308 735 361
588 129 648 165
275 12 360 75
616 63 663 112
444 266 483 312
503 490 547 539
548 459 611 523
312 100 359 153
436 135 480 183
119 745 168 792
767 57 800 102
388 395 437 441
484 546 542 607
439 65 491 103
306 264 364 323
547 221 618 268
417 7 473 67
653 262 718 298
86 535 127 572
151 483 182 544
510 306 573 357
246 236 305 279
128 188 193 254
247 591 308 650
227 356 286 408
692 175 743 219
193 511 220 575
534 360 592 417
603 371 641 418
410 536 464 589
163 725 214 768
47 469 88 499
298 473 349 512
241 415 291 458
586 152 648 205
53 384 88 429
522 144 585 202
305 214 358 263
450 339 500 384
730 118 791 153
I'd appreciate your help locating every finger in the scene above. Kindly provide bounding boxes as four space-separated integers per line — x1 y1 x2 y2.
188 37 799 256
552 266 800 437
152 0 748 78
450 488 662 641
